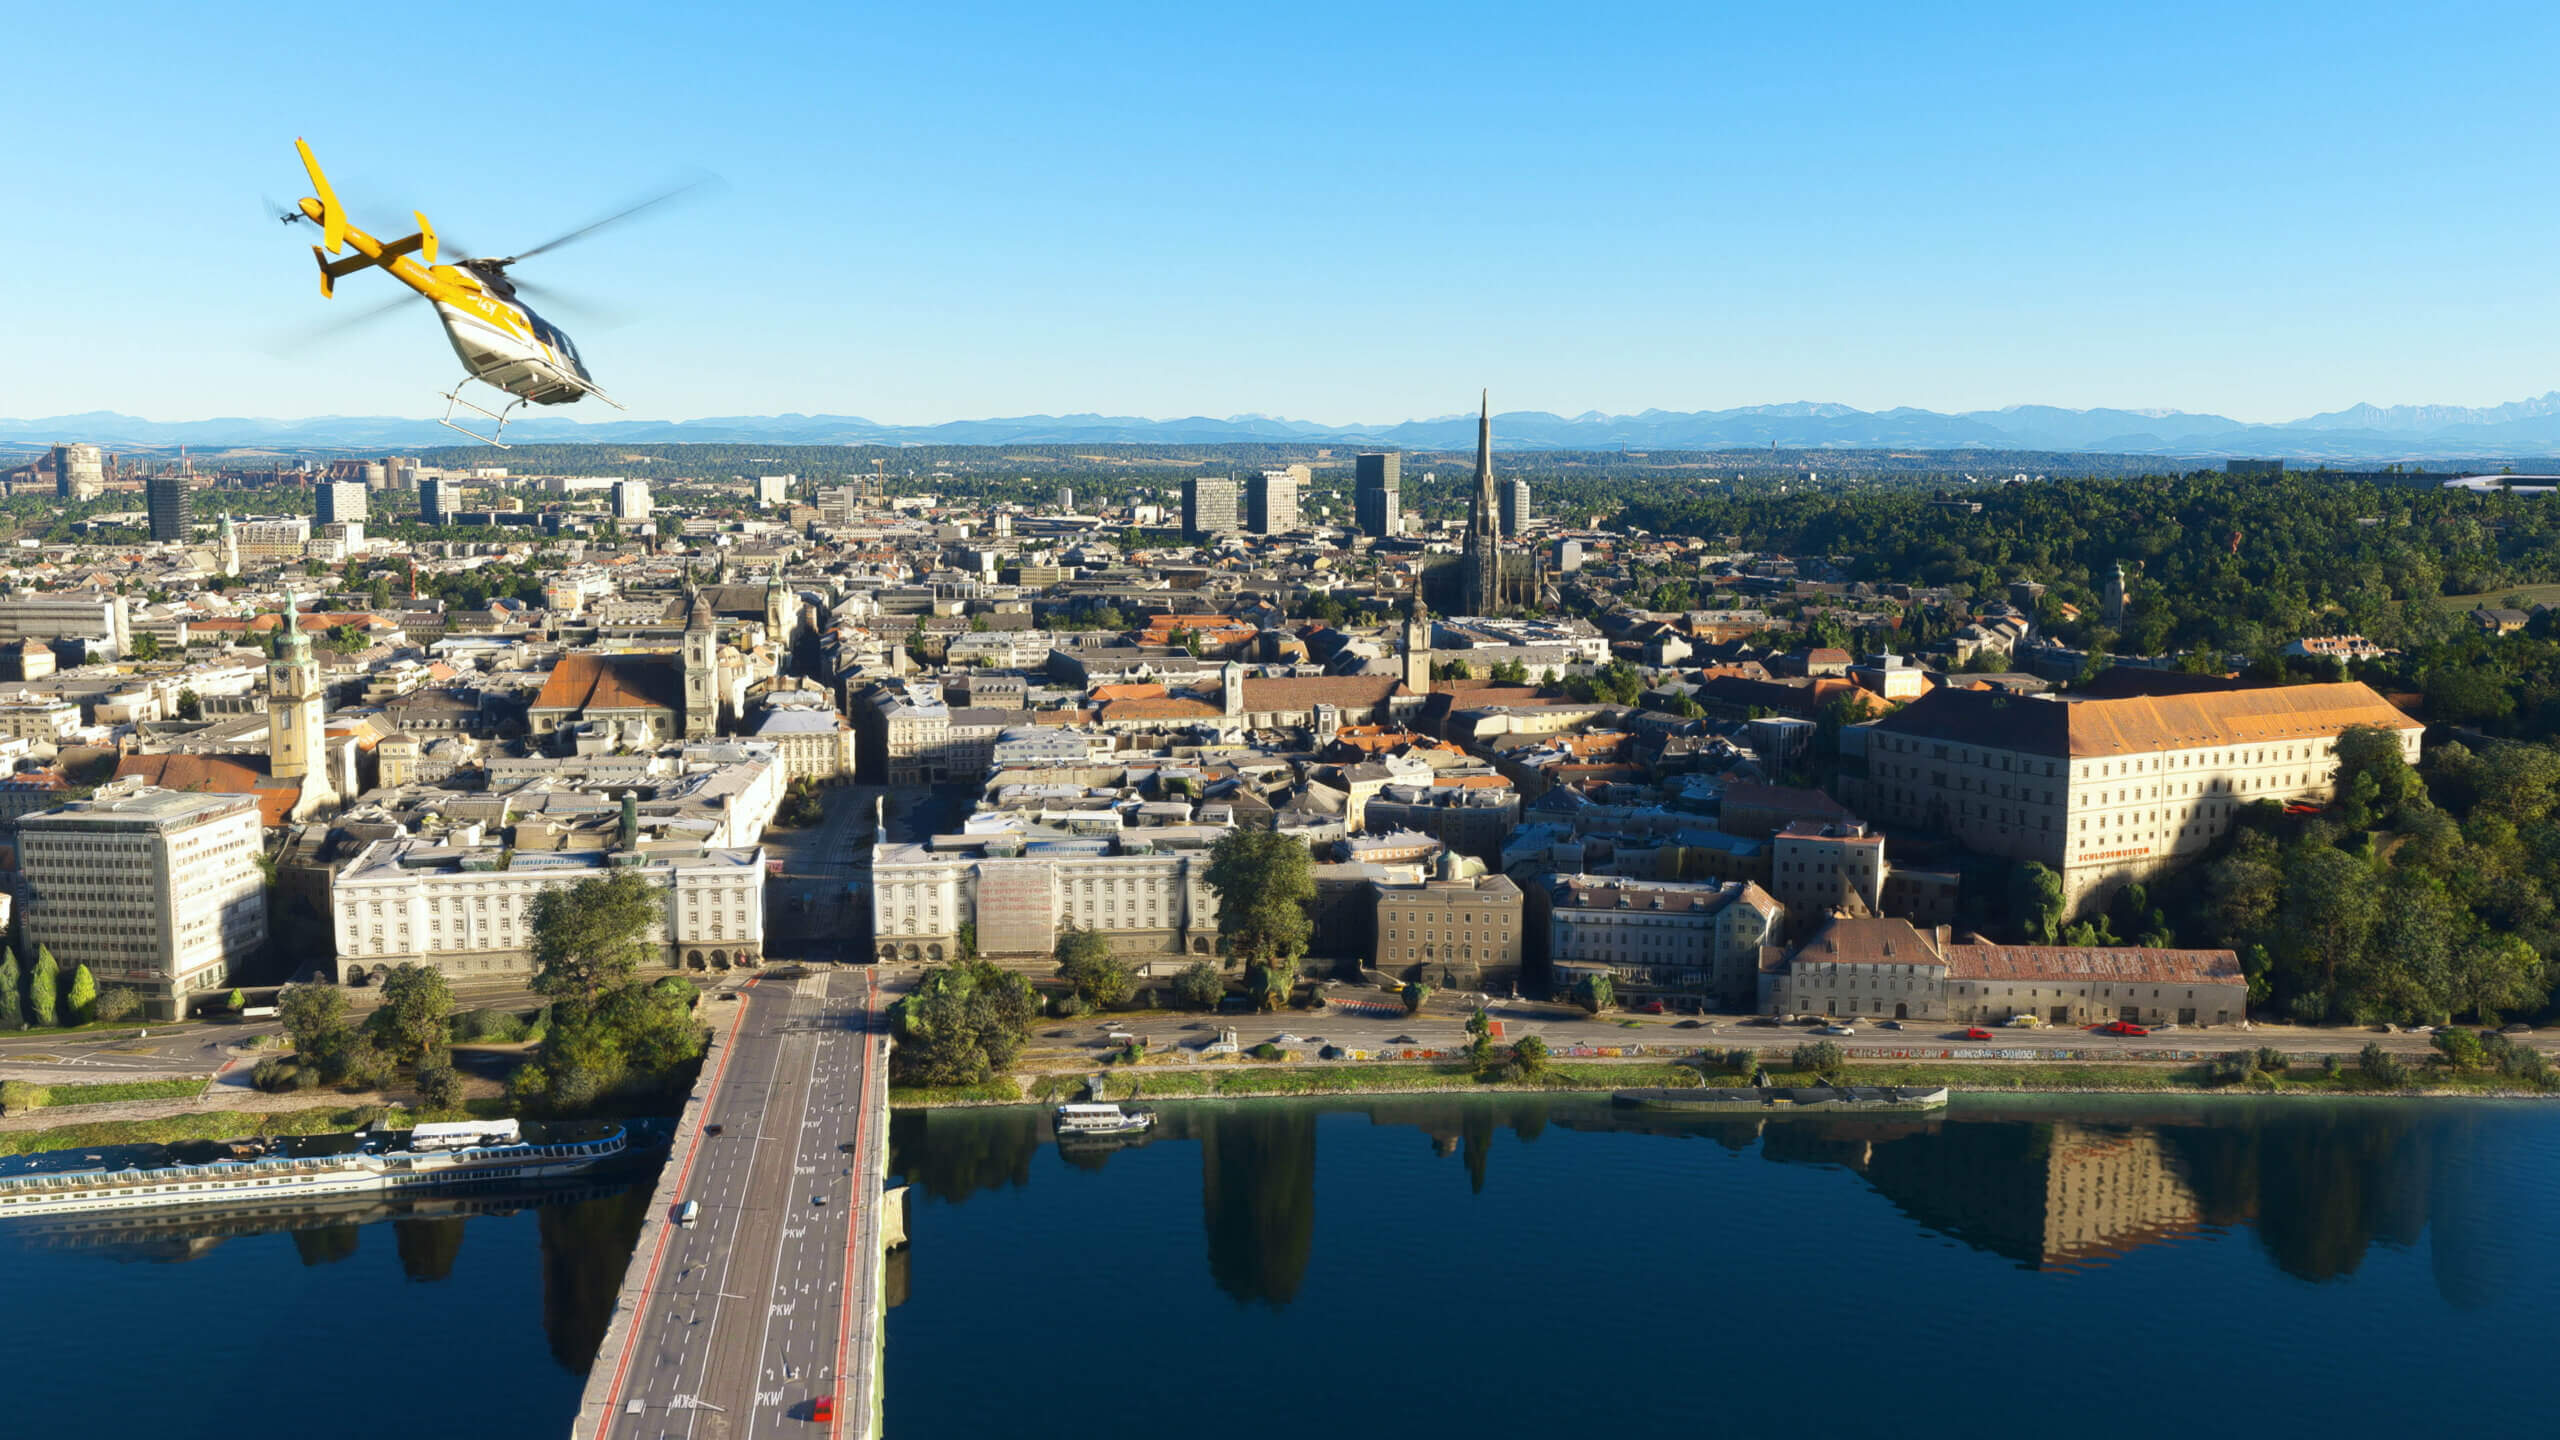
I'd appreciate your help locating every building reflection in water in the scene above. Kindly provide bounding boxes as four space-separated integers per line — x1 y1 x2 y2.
891 1097 2532 1310
0 1178 654 1374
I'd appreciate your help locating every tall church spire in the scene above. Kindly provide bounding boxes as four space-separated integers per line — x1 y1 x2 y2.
1466 390 1502 614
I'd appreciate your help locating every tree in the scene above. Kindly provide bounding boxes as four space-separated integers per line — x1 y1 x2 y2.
280 983 351 1061
2449 935 2544 1026
1791 1040 1846 1077
0 951 19 1030
890 961 1039 1086
95 986 142 1024
227 987 245 1013
1203 829 1314 1010
130 632 160 663
1056 925 1133 1009
2431 1027 2486 1070
414 1055 465 1112
2009 863 2066 945
176 687 202 720
64 964 96 1025
953 922 978 963
1571 971 1615 1014
529 869 663 1004
1401 980 1431 1016
1173 961 1224 1011
1506 1033 1551 1080
1465 1007 1495 1071
28 947 57 1027
371 964 455 1065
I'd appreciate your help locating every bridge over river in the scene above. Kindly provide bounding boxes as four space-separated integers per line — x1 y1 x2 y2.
571 967 899 1440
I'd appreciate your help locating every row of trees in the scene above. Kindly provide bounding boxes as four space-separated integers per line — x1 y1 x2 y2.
2095 726 2560 1027
0 946 126 1029
265 869 708 1113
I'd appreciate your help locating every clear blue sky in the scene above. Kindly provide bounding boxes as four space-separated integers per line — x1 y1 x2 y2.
9 1 2555 425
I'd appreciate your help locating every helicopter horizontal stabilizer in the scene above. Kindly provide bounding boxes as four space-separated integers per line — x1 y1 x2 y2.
312 247 372 300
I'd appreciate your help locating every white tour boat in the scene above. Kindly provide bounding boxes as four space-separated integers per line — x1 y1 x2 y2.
1054 1103 1157 1137
0 1119 630 1220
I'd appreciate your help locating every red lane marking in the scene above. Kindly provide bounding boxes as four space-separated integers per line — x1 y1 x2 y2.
590 977 759 1439
830 970 880 1439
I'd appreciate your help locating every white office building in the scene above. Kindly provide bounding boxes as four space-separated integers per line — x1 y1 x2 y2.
19 786 268 1020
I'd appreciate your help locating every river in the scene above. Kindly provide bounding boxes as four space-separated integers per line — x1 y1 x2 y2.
3 1097 2550 1439
886 1095 2560 1438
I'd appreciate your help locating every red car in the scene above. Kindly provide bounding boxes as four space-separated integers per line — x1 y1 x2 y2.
811 1395 834 1424
1963 1027 1993 1041
1635 1000 1667 1015
2098 1019 2149 1037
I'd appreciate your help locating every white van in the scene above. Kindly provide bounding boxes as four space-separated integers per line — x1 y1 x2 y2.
674 1200 701 1226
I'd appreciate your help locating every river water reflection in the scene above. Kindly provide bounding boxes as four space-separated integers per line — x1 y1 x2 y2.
889 1096 2560 1438
0 1179 653 1440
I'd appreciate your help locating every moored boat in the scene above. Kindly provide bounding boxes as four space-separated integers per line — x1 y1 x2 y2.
1054 1102 1156 1137
0 1119 630 1220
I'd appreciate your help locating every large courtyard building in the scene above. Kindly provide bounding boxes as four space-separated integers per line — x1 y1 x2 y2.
1544 873 1782 1009
331 842 767 982
19 786 268 1020
1858 682 2421 912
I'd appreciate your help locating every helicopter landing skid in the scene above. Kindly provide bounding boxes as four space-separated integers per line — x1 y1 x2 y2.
437 380 526 449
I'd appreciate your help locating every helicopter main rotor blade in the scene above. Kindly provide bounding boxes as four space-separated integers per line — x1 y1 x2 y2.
270 290 428 354
506 277 630 330
495 174 718 264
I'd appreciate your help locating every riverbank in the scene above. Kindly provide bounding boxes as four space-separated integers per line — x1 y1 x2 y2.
890 1054 2560 1108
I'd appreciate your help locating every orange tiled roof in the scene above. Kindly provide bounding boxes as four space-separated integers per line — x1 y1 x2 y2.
111 753 300 827
530 653 683 716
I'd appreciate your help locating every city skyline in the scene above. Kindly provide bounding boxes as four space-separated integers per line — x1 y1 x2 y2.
10 3 2560 425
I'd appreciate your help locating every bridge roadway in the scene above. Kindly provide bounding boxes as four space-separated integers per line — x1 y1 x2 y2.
575 967 889 1440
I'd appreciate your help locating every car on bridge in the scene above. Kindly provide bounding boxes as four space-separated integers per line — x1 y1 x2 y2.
2096 1019 2150 1037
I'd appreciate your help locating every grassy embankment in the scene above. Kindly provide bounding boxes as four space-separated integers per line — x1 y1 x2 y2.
0 1096 520 1156
891 1055 2554 1107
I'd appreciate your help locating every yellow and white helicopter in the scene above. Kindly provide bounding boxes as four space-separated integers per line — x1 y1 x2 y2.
281 139 695 446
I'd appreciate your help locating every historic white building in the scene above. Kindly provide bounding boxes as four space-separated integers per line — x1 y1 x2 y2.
330 842 767 982
1860 681 2422 912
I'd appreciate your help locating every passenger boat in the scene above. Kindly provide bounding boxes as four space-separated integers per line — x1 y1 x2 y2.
0 1119 630 1220
1053 1103 1156 1137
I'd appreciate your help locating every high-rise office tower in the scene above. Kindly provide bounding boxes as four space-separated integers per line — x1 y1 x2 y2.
1501 478 1531 538
1183 475 1241 537
146 475 193 543
419 476 458 525
1355 452 1402 539
1247 469 1301 534
317 481 368 526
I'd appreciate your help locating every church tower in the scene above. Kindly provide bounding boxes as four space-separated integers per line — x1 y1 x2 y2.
764 566 796 671
269 620 337 818
1402 591 1433 693
218 512 239 578
1463 391 1502 615
682 579 719 740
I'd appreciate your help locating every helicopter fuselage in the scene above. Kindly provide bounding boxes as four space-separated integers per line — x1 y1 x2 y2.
294 192 606 407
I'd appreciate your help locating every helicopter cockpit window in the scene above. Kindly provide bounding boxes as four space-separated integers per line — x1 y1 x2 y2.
525 311 581 362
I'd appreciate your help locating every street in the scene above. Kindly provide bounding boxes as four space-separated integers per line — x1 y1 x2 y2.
1019 990 2560 1066
594 966 886 1440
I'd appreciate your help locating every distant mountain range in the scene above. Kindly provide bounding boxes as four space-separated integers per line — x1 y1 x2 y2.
11 394 2560 460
